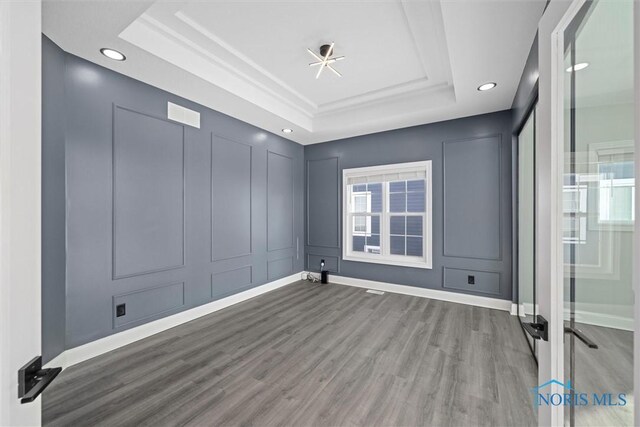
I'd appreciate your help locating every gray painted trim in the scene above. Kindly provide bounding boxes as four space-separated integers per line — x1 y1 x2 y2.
306 252 341 273
442 266 502 297
211 265 253 298
267 256 294 279
111 281 186 329
305 157 341 249
442 134 503 262
111 104 187 280
266 150 295 252
210 133 253 262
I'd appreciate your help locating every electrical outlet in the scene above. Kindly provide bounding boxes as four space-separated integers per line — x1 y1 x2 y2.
116 303 126 317
468 275 475 285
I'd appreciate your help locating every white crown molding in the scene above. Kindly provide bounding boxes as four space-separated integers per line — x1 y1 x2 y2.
317 79 452 116
120 14 315 130
119 0 454 132
45 272 304 370
174 10 317 112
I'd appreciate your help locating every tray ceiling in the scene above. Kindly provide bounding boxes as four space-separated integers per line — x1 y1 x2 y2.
43 0 546 144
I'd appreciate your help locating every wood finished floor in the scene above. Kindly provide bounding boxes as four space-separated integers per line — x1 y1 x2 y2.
43 281 538 426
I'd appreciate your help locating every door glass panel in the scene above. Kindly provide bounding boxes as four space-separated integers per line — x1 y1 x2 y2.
518 105 537 357
563 0 634 425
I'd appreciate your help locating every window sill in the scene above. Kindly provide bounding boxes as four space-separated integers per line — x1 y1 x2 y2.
342 253 432 270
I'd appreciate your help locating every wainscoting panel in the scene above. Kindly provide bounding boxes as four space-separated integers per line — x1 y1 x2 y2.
212 266 253 299
112 106 185 279
307 253 340 273
443 135 502 261
211 134 252 261
267 151 294 252
113 282 185 328
306 157 340 248
268 257 293 281
443 267 501 296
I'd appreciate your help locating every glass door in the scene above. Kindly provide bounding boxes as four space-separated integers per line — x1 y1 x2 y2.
562 0 634 425
518 105 537 359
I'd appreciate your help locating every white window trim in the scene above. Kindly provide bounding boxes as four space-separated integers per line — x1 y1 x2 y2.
342 161 433 269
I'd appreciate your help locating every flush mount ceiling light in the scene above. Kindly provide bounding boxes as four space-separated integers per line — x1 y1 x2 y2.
566 62 589 72
477 82 497 91
282 128 293 134
100 48 126 61
307 43 345 79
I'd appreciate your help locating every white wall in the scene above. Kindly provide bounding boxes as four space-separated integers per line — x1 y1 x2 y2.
0 1 42 425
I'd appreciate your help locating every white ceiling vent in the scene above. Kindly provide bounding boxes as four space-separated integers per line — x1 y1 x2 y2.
167 102 200 128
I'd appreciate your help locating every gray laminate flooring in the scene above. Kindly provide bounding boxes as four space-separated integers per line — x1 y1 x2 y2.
565 322 633 426
43 281 538 426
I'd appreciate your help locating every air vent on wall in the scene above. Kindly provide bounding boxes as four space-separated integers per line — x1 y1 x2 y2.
167 102 200 128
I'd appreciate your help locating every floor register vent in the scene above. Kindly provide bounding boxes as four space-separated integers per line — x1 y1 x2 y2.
366 289 385 295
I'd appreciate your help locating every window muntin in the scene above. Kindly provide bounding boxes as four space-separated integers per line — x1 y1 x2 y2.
343 161 432 269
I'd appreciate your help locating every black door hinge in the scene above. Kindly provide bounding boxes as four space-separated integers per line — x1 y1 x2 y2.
523 315 549 341
18 356 62 404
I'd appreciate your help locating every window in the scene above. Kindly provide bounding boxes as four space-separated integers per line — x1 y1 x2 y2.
343 161 432 269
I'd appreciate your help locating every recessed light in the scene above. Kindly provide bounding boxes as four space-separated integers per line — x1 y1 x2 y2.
477 82 497 91
100 48 126 61
282 128 293 134
566 62 589 72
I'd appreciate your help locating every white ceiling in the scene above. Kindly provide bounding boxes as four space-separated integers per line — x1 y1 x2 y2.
43 0 546 145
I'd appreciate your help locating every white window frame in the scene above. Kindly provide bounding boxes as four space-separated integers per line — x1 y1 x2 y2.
342 161 433 269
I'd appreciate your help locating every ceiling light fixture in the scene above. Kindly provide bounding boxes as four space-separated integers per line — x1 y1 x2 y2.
307 43 344 79
477 82 497 91
100 48 126 61
566 62 589 72
282 128 293 134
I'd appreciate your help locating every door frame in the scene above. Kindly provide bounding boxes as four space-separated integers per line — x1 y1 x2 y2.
544 0 639 424
0 1 42 425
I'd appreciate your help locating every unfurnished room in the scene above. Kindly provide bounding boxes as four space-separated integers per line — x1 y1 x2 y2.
0 0 638 426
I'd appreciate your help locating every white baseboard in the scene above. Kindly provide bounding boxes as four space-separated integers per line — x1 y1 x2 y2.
325 273 512 312
509 302 632 331
510 303 519 316
565 307 633 331
511 303 633 331
45 272 303 370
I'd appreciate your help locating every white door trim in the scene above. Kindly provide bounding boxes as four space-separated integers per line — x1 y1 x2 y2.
547 1 588 424
633 1 640 424
535 0 583 425
0 1 43 425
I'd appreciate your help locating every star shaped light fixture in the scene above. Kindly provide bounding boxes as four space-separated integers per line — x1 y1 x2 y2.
307 43 345 79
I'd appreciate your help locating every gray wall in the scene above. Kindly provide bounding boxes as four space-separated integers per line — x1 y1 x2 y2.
42 36 304 356
305 110 514 301
42 36 67 363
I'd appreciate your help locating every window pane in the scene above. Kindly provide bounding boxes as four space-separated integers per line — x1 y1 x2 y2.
366 234 380 249
353 184 367 192
407 179 425 192
389 193 406 212
354 194 368 213
371 216 380 234
368 183 383 213
407 237 423 257
353 236 365 252
390 181 406 192
390 216 405 235
390 236 405 255
353 215 367 233
407 192 425 212
406 216 422 236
